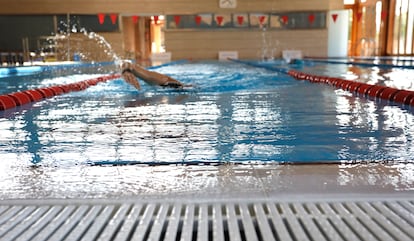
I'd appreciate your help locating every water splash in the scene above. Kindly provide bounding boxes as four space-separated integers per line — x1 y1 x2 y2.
79 28 122 66
50 21 122 68
259 27 280 62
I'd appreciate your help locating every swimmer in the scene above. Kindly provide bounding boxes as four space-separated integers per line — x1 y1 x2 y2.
121 61 190 90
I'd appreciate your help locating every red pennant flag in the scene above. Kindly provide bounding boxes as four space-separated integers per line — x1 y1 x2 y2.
308 14 315 24
332 14 338 23
110 14 118 24
153 15 159 24
237 15 244 25
381 11 387 21
98 13 105 25
195 15 202 25
132 16 139 24
259 15 266 25
281 15 288 24
357 12 363 22
174 15 181 26
216 16 224 26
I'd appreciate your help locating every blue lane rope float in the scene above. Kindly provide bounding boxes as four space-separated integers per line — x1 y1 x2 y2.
229 58 290 74
229 59 414 107
304 58 414 70
0 61 116 77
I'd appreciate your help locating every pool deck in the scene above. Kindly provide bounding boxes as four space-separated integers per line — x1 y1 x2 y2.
0 163 413 240
1 162 413 200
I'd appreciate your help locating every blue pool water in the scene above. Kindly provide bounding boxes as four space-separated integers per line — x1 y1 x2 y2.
1 60 414 166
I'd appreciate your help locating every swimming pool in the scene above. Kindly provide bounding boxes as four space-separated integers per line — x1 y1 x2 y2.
1 60 414 167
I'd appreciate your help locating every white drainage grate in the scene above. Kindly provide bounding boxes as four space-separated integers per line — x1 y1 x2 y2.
0 199 413 241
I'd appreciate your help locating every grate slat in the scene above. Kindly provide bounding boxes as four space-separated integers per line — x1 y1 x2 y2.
1 206 49 241
389 201 414 226
197 204 209 241
31 205 77 241
266 202 293 241
212 204 224 241
97 204 131 241
305 203 344 241
0 206 23 227
180 204 195 241
360 202 413 241
0 206 10 217
131 203 156 241
48 205 90 241
239 203 258 241
113 203 143 241
64 205 103 241
163 204 182 241
347 202 394 241
372 202 414 240
226 203 242 241
333 203 378 241
293 203 327 241
253 203 275 240
81 205 115 241
0 206 36 238
318 203 360 241
0 198 412 241
280 203 309 241
147 203 169 241
15 205 62 241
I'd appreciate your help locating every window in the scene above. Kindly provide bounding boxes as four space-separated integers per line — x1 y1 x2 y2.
390 0 414 55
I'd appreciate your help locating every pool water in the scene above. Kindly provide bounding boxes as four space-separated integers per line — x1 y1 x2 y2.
1 60 414 167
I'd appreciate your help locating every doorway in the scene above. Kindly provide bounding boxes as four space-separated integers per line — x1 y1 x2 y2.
121 15 166 65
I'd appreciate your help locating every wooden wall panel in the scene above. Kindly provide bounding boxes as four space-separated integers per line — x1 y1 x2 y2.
165 29 328 60
0 0 342 60
0 0 334 15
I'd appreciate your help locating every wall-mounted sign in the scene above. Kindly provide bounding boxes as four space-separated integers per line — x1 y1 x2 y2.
166 11 326 30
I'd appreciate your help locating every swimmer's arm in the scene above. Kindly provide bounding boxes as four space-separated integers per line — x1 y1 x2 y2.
122 69 141 90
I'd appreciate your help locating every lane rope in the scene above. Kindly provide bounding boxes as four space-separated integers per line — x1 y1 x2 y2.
230 59 414 107
0 74 121 111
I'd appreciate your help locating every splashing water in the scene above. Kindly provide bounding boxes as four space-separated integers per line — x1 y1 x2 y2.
79 28 122 66
51 21 123 69
259 27 280 62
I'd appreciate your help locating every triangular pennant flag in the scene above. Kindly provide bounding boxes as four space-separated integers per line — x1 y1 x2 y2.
259 15 266 25
237 15 244 25
216 16 224 26
132 16 139 24
110 14 118 24
98 13 105 25
174 15 181 26
357 12 363 22
308 14 315 24
332 14 338 23
281 15 288 24
195 15 202 25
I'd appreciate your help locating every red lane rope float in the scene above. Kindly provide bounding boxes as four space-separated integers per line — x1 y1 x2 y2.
0 95 17 110
7 92 32 106
0 74 120 111
288 70 414 106
23 89 44 102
